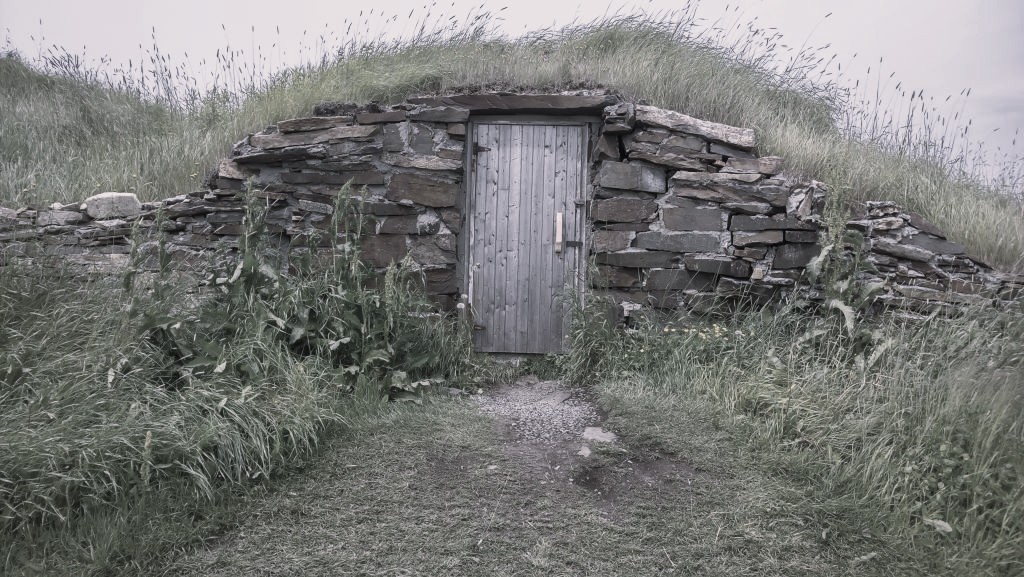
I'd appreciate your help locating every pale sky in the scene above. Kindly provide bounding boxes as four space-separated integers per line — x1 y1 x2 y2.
2 0 1022 162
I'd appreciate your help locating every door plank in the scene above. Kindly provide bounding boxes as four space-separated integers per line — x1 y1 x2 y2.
505 124 523 352
481 124 501 351
518 125 538 350
551 125 569 352
528 125 546 352
492 124 507 351
538 125 553 354
468 123 482 349
563 126 583 347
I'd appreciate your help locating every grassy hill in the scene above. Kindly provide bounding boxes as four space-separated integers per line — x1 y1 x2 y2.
1 12 1022 576
1 16 1022 270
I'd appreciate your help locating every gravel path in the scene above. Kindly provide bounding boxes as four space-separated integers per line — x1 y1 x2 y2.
469 375 693 518
472 376 608 444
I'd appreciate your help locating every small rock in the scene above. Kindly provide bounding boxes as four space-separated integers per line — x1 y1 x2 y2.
83 192 141 220
37 210 83 227
578 446 592 457
582 427 618 443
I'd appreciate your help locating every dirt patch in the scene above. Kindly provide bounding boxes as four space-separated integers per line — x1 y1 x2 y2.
573 453 698 517
473 375 698 517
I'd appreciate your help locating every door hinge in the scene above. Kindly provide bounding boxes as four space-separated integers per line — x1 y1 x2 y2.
565 241 583 248
471 144 491 171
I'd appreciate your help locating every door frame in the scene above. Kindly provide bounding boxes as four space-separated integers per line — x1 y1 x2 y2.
459 115 599 353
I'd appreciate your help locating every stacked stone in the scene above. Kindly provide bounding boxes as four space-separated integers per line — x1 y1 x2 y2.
220 102 469 306
0 102 471 306
0 192 150 272
590 103 826 313
848 201 1024 312
2 91 1020 317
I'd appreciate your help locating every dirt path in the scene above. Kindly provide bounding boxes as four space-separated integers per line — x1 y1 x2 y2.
152 377 844 576
473 376 698 518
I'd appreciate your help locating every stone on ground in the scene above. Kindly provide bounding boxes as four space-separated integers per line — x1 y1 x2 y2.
582 427 618 443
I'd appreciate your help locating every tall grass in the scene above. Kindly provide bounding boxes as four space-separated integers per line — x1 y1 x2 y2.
0 192 474 571
1 5 1022 572
1 8 1021 268
568 300 1024 574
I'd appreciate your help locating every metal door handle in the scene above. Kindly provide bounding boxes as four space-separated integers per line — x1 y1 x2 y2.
554 212 563 254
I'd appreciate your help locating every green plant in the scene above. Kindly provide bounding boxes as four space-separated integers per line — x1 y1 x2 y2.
563 299 1024 573
0 186 473 564
559 288 623 385
126 189 470 398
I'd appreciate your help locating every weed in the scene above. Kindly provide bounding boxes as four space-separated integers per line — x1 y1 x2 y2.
0 187 474 570
565 301 1024 573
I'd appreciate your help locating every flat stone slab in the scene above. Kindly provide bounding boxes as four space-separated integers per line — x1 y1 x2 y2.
872 238 934 262
645 268 716 291
721 156 783 175
386 174 459 207
636 105 756 149
592 198 658 223
730 215 817 232
663 206 726 231
598 161 666 193
634 231 722 252
684 255 752 278
595 266 642 289
382 153 462 171
407 106 470 123
407 93 620 114
592 230 633 252
82 192 141 220
354 110 407 124
37 210 83 226
583 427 618 443
276 115 353 133
773 243 822 269
904 232 965 255
596 250 679 268
250 125 378 149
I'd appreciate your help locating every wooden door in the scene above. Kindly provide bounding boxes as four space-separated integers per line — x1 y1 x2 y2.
465 120 588 354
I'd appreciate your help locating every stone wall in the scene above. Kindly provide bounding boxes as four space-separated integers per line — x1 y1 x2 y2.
0 91 1019 316
0 101 470 306
850 201 1023 312
587 102 827 313
581 102 1022 314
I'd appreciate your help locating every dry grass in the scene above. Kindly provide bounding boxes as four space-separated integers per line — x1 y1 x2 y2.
143 397 856 577
568 301 1024 575
1 9 1021 268
1 6 1022 575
